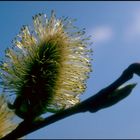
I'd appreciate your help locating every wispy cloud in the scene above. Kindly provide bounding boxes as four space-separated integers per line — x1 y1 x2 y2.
89 26 114 44
123 9 140 42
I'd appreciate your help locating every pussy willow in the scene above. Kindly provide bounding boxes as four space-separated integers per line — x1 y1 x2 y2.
0 11 92 119
0 94 17 138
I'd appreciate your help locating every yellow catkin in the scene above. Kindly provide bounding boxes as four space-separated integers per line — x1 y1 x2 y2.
0 95 17 138
0 10 92 116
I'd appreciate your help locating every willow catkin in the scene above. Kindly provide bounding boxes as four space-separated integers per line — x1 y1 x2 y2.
0 94 17 138
0 10 92 119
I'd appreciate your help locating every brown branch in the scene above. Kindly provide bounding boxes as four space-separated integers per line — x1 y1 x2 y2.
1 63 140 140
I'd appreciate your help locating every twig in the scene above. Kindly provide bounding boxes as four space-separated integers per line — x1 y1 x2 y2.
1 63 140 140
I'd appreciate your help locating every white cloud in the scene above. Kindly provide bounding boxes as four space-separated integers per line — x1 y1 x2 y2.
89 26 113 44
123 9 140 42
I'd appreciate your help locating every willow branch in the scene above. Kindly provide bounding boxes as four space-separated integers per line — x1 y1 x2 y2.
2 63 140 140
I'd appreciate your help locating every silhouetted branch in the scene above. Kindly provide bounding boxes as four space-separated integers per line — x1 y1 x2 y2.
1 63 140 140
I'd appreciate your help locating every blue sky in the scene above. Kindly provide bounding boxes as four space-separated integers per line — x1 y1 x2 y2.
1 1 140 139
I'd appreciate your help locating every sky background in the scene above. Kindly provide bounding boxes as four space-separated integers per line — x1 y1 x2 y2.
1 1 140 139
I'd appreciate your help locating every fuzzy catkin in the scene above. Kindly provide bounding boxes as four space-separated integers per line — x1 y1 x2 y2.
0 11 92 119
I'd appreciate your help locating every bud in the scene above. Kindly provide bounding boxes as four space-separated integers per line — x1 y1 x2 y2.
101 83 137 109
